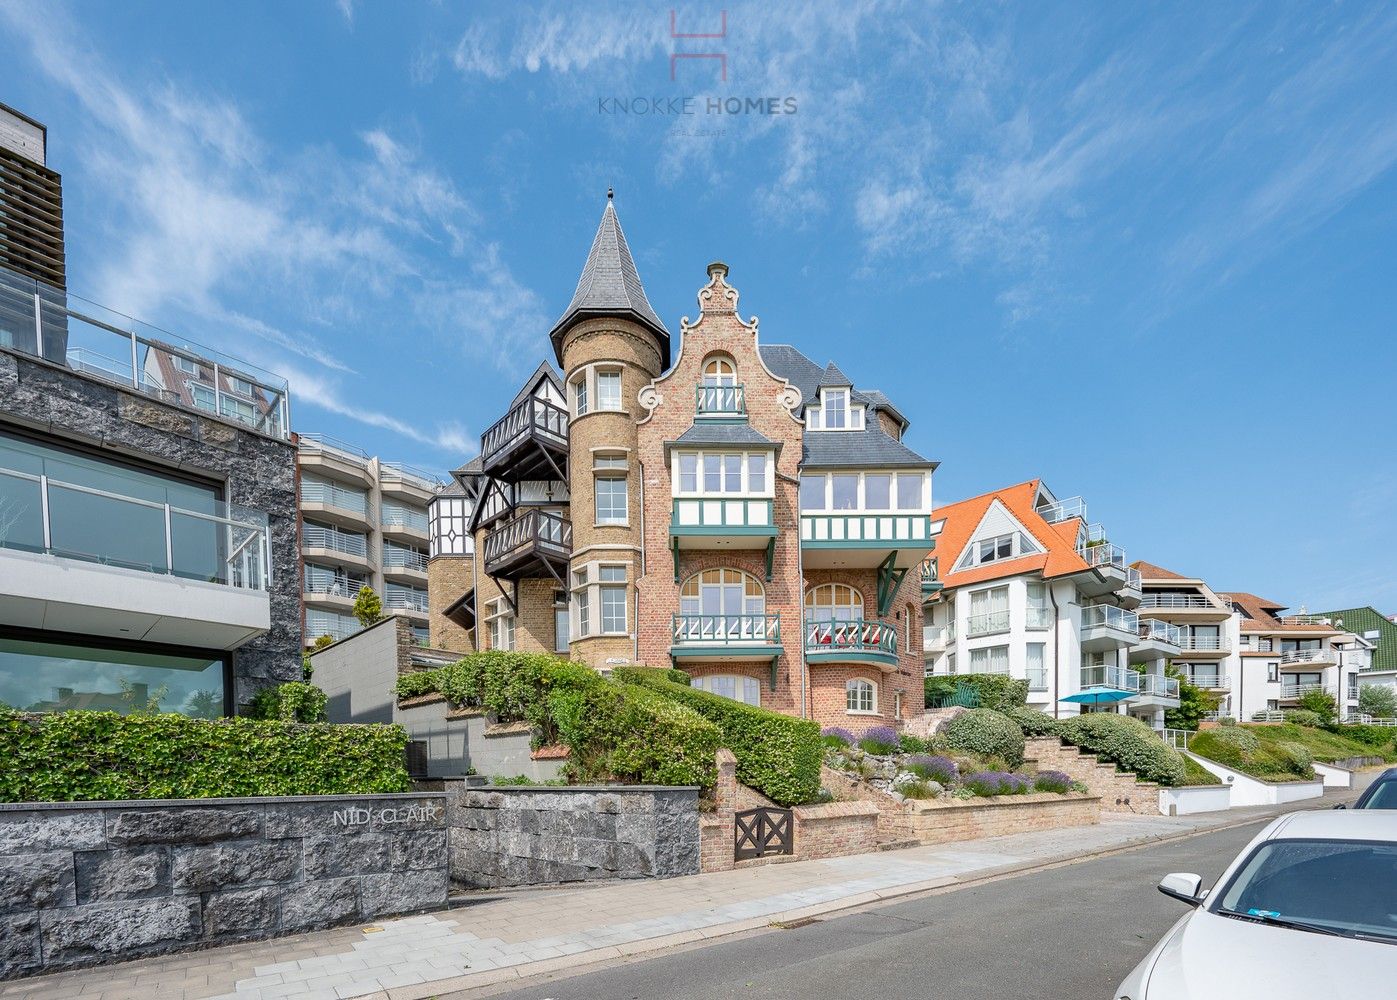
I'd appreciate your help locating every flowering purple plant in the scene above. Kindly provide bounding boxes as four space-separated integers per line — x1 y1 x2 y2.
821 726 855 747
858 726 900 754
962 770 1032 797
1032 770 1073 794
906 754 958 785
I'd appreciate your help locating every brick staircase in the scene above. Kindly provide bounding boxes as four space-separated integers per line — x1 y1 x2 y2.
1023 736 1160 815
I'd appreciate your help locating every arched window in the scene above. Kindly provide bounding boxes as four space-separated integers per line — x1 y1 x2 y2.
700 354 737 386
846 678 877 714
804 583 864 624
692 674 761 706
678 569 767 641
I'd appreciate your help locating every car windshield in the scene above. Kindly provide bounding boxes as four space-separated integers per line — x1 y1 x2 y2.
1359 781 1397 810
1214 839 1397 942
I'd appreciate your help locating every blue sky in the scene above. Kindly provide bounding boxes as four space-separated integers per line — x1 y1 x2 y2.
2 1 1395 612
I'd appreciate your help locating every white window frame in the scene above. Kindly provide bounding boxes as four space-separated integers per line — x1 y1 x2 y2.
807 387 867 431
595 368 623 411
173 354 200 375
700 355 737 386
798 470 928 512
226 375 254 398
553 590 570 653
189 382 216 412
572 562 630 638
595 475 629 526
692 673 761 705
671 450 775 498
968 644 1010 675
600 566 627 634
572 376 589 416
846 678 877 715
956 530 1041 570
485 597 515 652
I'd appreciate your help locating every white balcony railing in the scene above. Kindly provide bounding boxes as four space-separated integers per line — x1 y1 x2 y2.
1082 541 1126 571
1137 619 1184 646
302 523 368 558
922 623 955 649
1137 673 1181 698
303 566 368 598
300 479 370 517
1278 614 1332 626
0 465 270 590
297 433 370 465
381 504 429 533
1280 649 1332 666
965 610 1010 637
1279 682 1331 699
1159 728 1190 750
1124 566 1142 591
1080 664 1141 692
1187 673 1229 689
1038 496 1086 524
385 586 429 614
1139 593 1226 610
305 610 360 643
382 544 428 573
380 462 445 491
1178 635 1230 652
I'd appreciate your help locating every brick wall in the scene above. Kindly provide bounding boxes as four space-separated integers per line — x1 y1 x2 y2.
1024 736 1161 814
905 793 1100 845
0 794 447 979
792 802 879 859
426 554 476 653
699 750 739 873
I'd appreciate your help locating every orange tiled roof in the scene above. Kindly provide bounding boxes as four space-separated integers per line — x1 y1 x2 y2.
932 480 1093 591
1129 560 1193 581
1229 591 1340 634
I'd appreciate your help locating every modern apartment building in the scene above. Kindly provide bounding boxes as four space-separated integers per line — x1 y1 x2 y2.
922 481 1178 726
1133 563 1370 721
296 434 442 647
427 196 939 727
0 107 300 714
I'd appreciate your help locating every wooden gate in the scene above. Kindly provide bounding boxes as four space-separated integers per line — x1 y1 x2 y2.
734 807 793 860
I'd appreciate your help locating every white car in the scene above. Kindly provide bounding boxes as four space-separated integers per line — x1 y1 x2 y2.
1116 810 1397 999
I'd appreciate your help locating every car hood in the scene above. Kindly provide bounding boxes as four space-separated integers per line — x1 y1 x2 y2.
1144 911 1397 1000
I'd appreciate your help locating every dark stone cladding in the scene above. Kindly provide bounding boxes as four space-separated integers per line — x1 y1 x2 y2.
447 784 700 888
0 349 301 706
0 794 448 979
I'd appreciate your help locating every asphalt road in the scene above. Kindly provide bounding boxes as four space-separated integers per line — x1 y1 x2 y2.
479 820 1271 1000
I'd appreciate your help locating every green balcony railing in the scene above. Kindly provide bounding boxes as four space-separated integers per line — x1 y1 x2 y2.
804 618 898 660
695 383 745 417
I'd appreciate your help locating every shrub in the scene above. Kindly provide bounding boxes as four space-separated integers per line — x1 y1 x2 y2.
926 673 1028 712
858 726 900 755
962 771 1032 797
905 754 958 784
548 682 720 791
1057 713 1188 786
616 668 822 806
898 732 931 754
0 711 407 802
941 709 1026 768
352 586 383 628
1002 705 1061 737
395 670 440 699
247 682 327 723
1282 709 1321 728
1276 741 1314 776
1210 726 1260 754
1218 716 1238 726
1296 688 1338 727
312 634 335 651
895 777 940 800
1033 770 1073 794
821 726 854 748
1358 685 1397 719
1341 724 1397 750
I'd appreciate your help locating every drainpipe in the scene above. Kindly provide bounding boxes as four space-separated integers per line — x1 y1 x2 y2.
1050 584 1062 719
635 456 645 665
794 482 807 719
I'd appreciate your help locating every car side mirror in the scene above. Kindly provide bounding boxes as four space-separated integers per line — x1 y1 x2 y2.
1332 804 1346 810
1158 872 1204 906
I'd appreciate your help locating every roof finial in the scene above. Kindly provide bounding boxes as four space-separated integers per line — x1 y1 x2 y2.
607 186 614 201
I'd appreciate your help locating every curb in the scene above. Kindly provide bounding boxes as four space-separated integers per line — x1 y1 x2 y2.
399 808 1301 1000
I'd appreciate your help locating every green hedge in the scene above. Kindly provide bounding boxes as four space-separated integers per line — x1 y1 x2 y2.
1058 713 1188 786
0 711 408 802
616 667 822 806
248 682 327 723
940 709 1026 768
548 681 719 791
1340 724 1397 751
925 673 1028 711
1001 705 1061 737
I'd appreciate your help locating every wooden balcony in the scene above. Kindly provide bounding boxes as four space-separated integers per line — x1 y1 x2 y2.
482 509 572 582
480 397 569 483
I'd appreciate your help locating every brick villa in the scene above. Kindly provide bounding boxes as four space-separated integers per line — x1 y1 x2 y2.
426 195 939 728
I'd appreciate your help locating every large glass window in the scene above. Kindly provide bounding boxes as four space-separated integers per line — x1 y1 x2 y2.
679 569 765 617
864 474 891 510
553 590 569 653
832 475 858 510
800 476 825 510
693 674 760 706
701 356 736 386
748 454 767 492
596 370 623 411
679 454 698 493
595 477 628 524
896 473 923 511
804 583 864 624
0 634 226 717
969 644 1010 674
824 389 848 429
600 566 627 633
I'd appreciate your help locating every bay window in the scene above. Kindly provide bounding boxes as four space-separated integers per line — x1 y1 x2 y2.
672 451 775 497
573 563 629 637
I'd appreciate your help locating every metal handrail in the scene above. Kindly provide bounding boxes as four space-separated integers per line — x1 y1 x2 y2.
481 396 569 462
302 523 367 557
300 479 370 516
1279 649 1333 665
1081 604 1140 632
305 611 360 642
1139 594 1226 610
385 587 429 613
483 508 572 565
303 568 368 597
382 544 428 572
1178 635 1230 651
671 613 781 645
1082 541 1126 570
1124 566 1142 590
0 465 270 590
1160 728 1190 750
381 504 429 533
1187 673 1229 689
297 433 370 463
804 618 897 656
1279 682 1331 699
1037 496 1086 524
1137 673 1181 698
380 462 445 489
965 610 1010 637
1278 614 1332 626
695 382 746 416
1138 619 1184 645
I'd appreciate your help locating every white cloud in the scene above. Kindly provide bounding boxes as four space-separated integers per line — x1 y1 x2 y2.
286 365 470 453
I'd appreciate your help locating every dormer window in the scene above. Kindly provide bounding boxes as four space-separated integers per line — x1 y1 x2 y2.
807 388 865 430
825 389 847 428
954 530 1042 570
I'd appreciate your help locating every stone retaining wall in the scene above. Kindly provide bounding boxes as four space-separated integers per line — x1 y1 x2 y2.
0 794 448 979
447 785 700 888
1024 736 1160 814
905 793 1100 845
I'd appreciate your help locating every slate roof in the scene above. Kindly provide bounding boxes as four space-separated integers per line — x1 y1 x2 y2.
672 423 777 448
758 344 824 407
818 361 852 387
548 197 670 369
510 362 563 408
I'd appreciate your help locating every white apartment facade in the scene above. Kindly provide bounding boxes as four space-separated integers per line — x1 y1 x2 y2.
924 481 1180 727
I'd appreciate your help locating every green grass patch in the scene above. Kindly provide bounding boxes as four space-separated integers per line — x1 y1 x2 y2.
1179 753 1223 786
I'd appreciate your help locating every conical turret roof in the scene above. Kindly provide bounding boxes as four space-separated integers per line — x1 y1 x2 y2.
548 195 670 369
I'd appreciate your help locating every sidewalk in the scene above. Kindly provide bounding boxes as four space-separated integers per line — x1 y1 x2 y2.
0 790 1362 1000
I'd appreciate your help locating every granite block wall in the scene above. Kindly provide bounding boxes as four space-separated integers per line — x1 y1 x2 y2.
0 794 448 979
447 785 699 888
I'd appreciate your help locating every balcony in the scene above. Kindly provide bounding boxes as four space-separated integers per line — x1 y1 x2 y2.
799 512 935 567
302 522 370 571
379 462 444 502
1038 495 1086 524
483 509 572 581
1130 618 1183 661
1137 592 1233 620
302 569 367 612
1175 635 1230 658
1186 672 1230 691
385 584 429 618
695 383 745 418
669 498 777 562
381 502 429 542
920 556 941 596
1071 664 1141 705
1278 614 1333 626
1077 541 1129 597
0 263 290 438
1134 671 1181 705
382 542 428 581
0 464 271 649
1279 682 1332 702
804 618 899 670
669 613 783 682
1079 605 1140 651
965 610 1010 638
480 396 569 483
1120 566 1142 608
1279 648 1339 670
922 622 955 651
299 478 372 531
297 433 374 487
1025 606 1053 630
305 610 360 645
